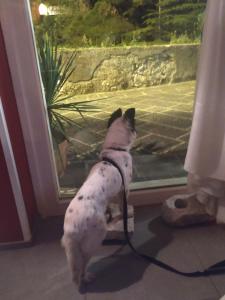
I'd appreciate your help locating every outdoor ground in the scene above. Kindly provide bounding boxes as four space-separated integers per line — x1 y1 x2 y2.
60 81 195 190
1 206 225 300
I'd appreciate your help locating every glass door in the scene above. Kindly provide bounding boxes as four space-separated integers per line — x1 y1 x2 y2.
29 0 206 197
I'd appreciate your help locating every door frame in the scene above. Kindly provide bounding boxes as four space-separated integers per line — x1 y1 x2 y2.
0 99 31 243
0 0 66 217
0 0 186 217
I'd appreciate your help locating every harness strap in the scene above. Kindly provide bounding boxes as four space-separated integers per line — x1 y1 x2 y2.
102 156 225 278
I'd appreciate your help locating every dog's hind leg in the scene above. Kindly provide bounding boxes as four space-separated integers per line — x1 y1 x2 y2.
80 219 107 282
80 253 95 283
62 235 88 287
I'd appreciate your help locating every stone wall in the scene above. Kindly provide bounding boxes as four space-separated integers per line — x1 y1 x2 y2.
63 44 199 94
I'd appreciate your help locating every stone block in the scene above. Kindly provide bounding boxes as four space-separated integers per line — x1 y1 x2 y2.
62 44 199 94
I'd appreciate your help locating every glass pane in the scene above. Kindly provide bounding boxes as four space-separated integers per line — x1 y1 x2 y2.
29 0 207 195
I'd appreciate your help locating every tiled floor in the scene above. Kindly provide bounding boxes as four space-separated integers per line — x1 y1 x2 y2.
64 81 195 156
1 206 225 300
60 81 195 189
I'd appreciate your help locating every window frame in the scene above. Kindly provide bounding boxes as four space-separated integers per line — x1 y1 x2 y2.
0 0 186 217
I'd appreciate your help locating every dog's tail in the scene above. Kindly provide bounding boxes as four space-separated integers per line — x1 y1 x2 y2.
61 234 86 286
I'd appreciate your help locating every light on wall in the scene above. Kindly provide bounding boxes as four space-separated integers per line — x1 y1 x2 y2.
39 3 48 16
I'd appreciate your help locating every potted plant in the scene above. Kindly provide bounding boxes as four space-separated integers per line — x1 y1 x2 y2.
37 34 98 176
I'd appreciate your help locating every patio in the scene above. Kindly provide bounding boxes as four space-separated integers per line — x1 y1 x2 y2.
60 81 195 190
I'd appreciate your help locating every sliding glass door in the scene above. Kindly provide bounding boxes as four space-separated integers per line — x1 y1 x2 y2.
3 0 207 205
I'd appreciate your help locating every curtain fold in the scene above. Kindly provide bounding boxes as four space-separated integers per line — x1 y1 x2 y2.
184 0 225 181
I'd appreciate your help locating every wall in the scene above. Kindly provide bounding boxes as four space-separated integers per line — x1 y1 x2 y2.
63 44 199 94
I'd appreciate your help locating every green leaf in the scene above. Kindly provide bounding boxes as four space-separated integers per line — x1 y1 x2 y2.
36 33 100 143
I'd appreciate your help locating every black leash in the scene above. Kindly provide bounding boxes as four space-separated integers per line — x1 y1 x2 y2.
102 156 225 278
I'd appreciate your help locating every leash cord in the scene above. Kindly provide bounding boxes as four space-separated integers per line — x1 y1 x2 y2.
102 156 225 278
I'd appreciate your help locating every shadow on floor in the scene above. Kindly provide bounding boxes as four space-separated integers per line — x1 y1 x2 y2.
85 216 174 293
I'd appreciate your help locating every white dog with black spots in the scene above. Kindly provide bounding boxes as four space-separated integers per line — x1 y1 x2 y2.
62 108 136 288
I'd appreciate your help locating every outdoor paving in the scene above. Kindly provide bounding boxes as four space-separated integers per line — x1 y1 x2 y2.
60 81 195 190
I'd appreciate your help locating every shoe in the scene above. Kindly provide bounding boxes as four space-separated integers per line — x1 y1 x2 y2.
161 193 217 227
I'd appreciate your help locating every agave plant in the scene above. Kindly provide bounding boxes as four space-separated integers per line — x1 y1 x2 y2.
37 34 99 144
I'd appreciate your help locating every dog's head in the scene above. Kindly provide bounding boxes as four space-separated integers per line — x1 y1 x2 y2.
102 108 136 151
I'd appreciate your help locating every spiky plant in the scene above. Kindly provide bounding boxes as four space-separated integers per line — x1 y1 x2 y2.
37 34 99 144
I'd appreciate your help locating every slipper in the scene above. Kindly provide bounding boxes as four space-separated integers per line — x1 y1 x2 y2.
161 193 217 227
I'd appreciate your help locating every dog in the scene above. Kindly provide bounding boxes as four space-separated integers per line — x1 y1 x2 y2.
61 108 136 287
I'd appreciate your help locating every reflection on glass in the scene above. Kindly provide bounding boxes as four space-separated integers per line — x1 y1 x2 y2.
29 0 207 194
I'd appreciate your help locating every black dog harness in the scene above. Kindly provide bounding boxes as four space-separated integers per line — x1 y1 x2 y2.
102 156 225 278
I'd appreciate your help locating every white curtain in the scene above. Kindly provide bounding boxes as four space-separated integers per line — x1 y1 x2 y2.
184 0 225 181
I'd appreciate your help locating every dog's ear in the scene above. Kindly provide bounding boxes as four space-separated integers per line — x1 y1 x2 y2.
124 108 135 130
107 108 122 128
